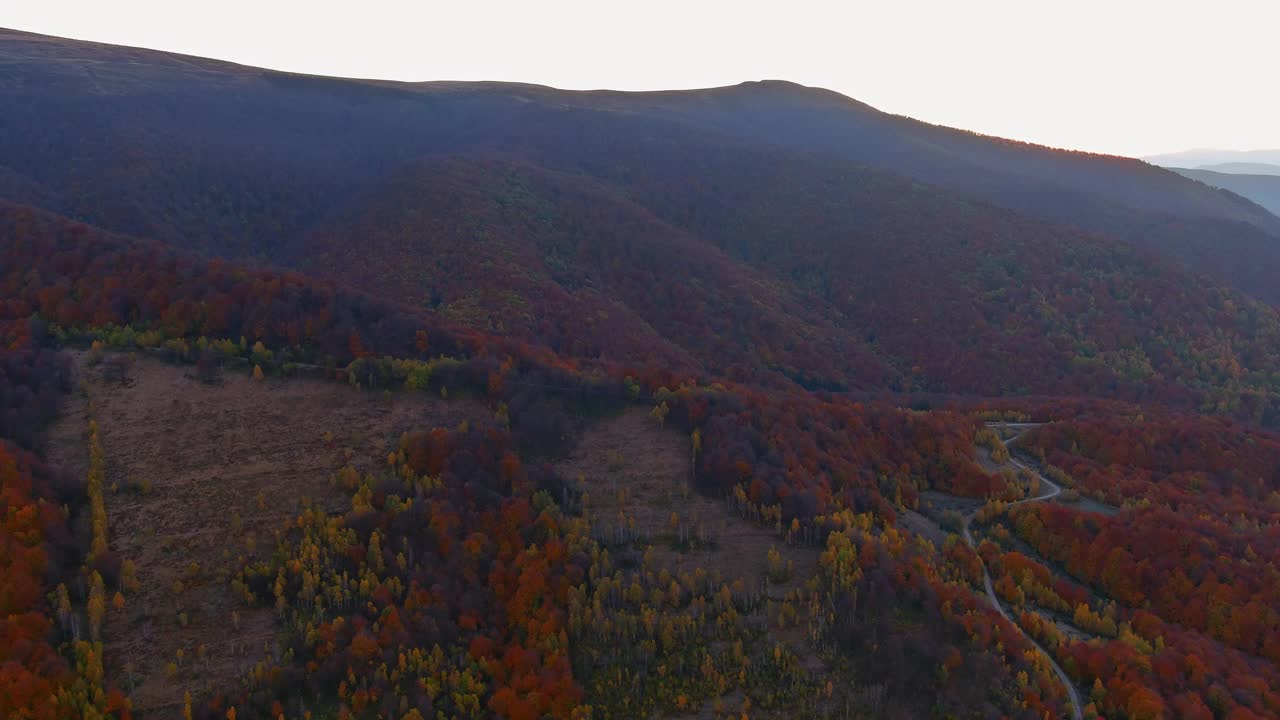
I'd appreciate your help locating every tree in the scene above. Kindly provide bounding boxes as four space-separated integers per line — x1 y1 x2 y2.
1125 687 1165 720
650 401 670 428
87 572 106 641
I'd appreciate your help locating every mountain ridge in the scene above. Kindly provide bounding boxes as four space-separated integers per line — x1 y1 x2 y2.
4 26 1280 311
1196 161 1280 176
2 27 1280 418
1171 167 1280 217
1145 148 1280 168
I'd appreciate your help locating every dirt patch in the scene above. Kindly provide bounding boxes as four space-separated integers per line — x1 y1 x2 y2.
46 351 486 716
919 491 983 521
899 509 949 547
974 445 1008 475
556 408 818 599
1039 609 1095 643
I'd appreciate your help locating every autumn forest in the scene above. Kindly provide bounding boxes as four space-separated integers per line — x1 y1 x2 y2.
2 27 1280 720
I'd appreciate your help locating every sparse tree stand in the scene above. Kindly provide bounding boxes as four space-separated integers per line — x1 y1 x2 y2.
650 400 669 428
87 572 106 641
32 413 131 719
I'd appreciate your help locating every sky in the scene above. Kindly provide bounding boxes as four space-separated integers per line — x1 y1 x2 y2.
8 0 1279 157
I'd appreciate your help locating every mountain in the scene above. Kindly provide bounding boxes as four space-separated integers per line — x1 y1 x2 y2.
1144 148 1280 169
3 27 1280 311
2 27 1280 418
583 82 1280 233
1196 162 1280 176
1172 167 1280 217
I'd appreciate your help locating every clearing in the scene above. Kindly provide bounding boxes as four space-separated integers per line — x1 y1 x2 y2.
556 409 819 596
46 351 486 716
555 408 833 717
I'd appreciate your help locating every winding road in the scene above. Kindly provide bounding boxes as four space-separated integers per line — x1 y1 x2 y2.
962 423 1084 720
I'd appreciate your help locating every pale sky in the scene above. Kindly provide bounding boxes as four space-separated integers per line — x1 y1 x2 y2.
7 0 1279 157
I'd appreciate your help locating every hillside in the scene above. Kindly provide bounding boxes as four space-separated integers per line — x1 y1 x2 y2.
4 200 1278 719
266 144 1280 419
487 125 1280 417
3 27 1280 311
1 199 1090 719
289 156 896 391
1172 168 1280 216
582 81 1280 229
4 28 1280 417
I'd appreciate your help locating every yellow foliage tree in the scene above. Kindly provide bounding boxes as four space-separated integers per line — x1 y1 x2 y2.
87 572 106 641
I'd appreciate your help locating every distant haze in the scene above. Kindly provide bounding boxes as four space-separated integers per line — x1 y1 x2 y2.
1197 163 1280 176
1144 149 1280 169
1169 167 1280 216
6 0 1280 157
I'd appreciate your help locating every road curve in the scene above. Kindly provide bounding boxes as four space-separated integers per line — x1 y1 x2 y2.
962 424 1084 720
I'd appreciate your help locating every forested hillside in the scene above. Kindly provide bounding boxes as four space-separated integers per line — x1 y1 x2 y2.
4 28 1280 305
1 201 1074 718
4 28 1280 420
